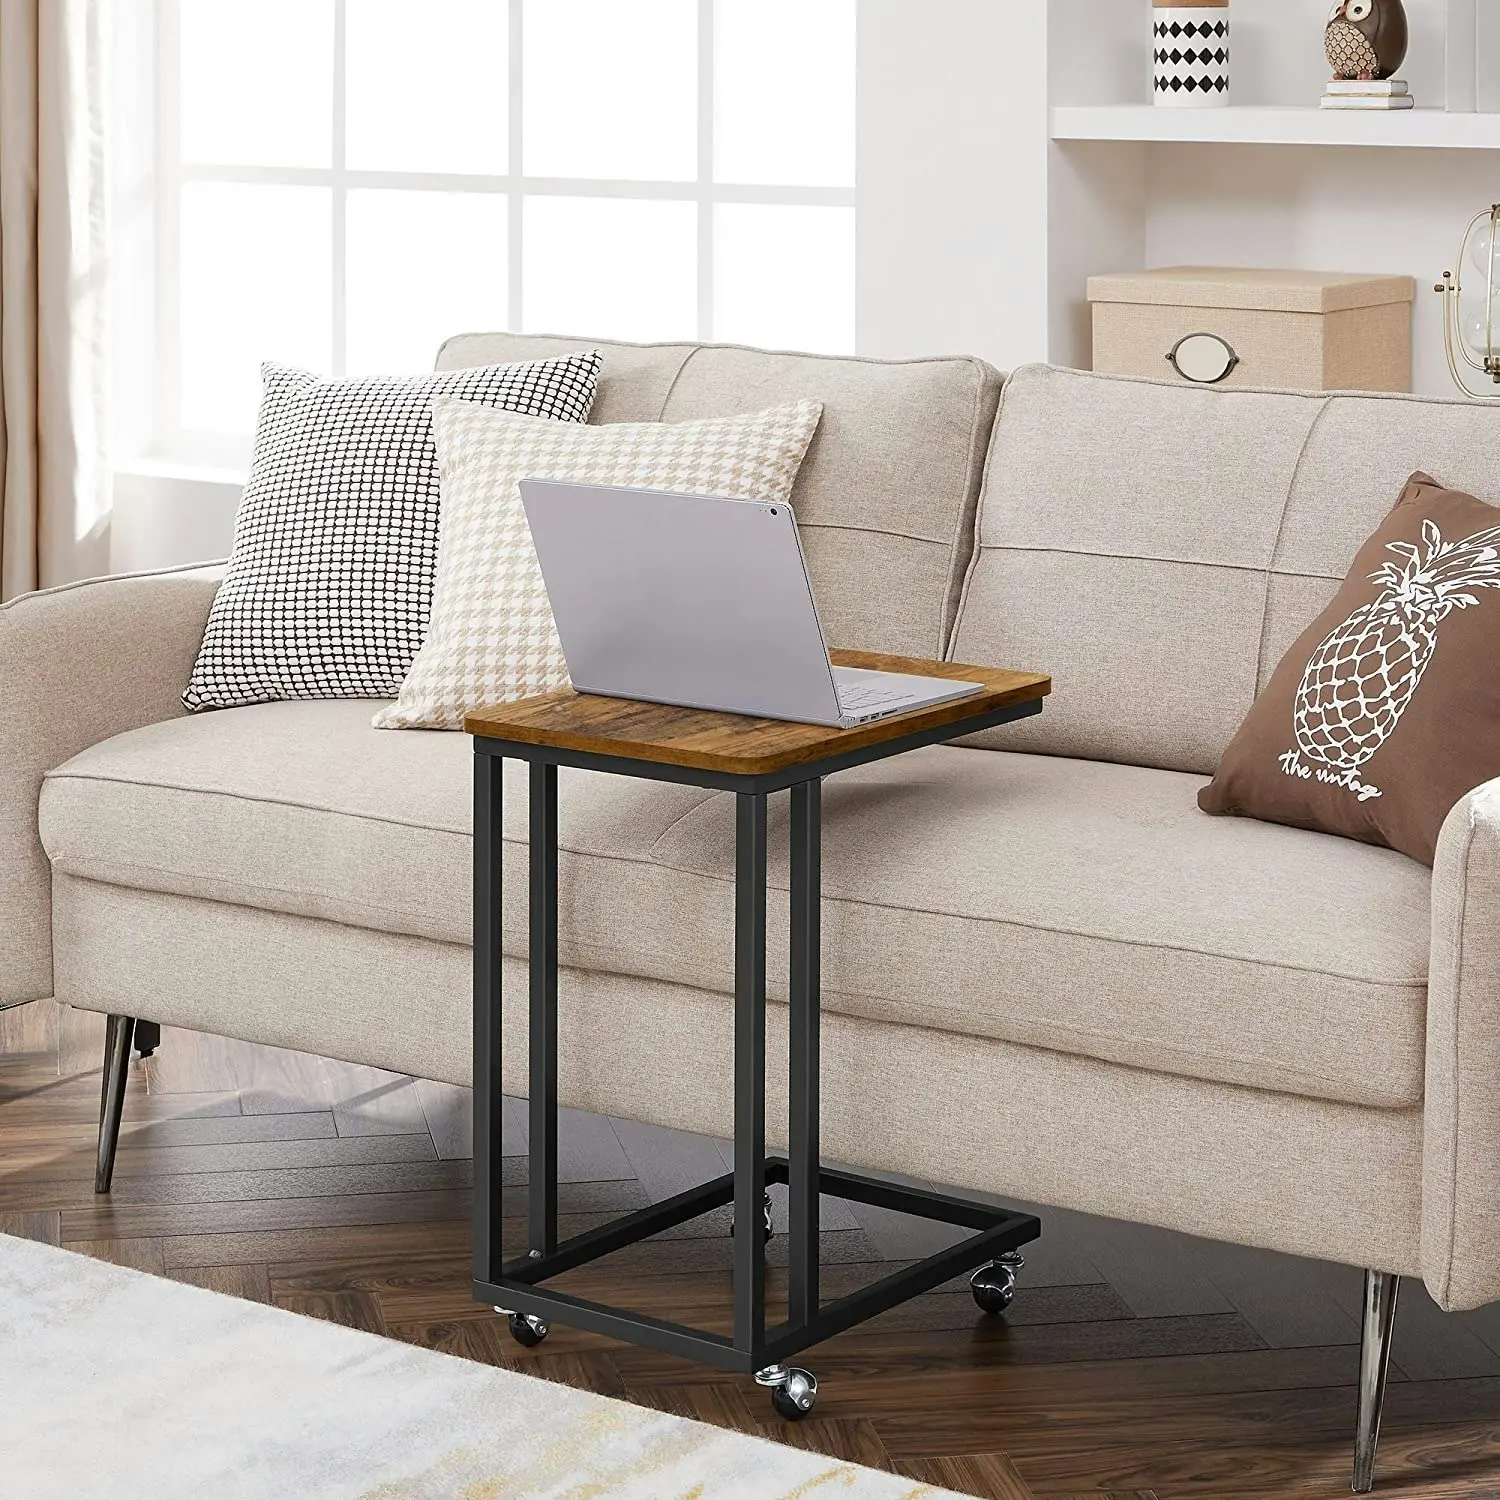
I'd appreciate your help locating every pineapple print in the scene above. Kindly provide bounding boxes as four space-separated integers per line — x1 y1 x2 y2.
1286 518 1500 797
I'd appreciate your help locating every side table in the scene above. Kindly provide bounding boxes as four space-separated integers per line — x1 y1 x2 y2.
465 648 1051 1418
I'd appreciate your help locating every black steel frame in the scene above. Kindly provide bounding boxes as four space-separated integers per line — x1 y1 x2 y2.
472 697 1043 1376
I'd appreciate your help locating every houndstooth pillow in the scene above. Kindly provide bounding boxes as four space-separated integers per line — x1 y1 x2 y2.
181 352 601 711
374 396 824 729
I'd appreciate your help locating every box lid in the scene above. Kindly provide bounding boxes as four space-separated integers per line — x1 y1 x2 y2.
1086 266 1416 314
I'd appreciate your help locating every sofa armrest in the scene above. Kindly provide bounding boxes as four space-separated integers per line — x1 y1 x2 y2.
0 563 222 1007
1424 778 1500 1310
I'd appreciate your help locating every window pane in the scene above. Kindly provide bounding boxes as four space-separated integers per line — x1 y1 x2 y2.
179 0 334 168
715 0 854 187
346 190 508 375
179 183 332 433
523 0 697 181
523 197 695 341
714 204 853 354
346 0 508 173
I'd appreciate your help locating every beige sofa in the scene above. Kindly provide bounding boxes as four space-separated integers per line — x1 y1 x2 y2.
5 336 1500 1490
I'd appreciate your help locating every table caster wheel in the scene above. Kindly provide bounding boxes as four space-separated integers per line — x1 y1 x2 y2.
755 1364 817 1420
729 1190 774 1245
497 1309 549 1347
970 1250 1024 1315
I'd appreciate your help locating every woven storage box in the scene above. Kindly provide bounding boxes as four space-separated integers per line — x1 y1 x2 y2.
1088 266 1415 392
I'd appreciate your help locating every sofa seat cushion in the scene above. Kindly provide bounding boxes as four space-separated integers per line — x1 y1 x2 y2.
639 748 1430 1109
38 701 717 946
38 702 1430 1109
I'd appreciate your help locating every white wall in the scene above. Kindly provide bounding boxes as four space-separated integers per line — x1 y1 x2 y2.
109 465 240 575
856 0 1052 366
1144 143 1492 395
857 0 1145 372
1227 0 1449 107
859 0 1500 397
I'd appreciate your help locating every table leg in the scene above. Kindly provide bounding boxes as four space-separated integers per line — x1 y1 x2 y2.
473 751 506 1284
529 761 560 1258
733 791 768 1356
788 778 821 1327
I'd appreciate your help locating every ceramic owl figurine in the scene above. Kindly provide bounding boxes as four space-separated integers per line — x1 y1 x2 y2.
1325 0 1408 81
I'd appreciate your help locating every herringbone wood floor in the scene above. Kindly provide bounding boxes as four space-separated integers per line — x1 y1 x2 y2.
5 1000 1500 1498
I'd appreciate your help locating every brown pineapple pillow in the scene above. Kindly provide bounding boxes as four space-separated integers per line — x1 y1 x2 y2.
1199 473 1500 864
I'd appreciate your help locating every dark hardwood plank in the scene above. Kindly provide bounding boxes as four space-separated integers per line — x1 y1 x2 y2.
0 1070 142 1116
769 1416 897 1475
160 1217 472 1270
387 1319 513 1371
529 1351 627 1399
625 1381 763 1435
804 1346 1376 1426
269 1248 472 1296
1011 1424 1500 1498
893 1452 1035 1500
275 1289 387 1334
61 1187 474 1241
610 1116 737 1206
143 1030 327 1111
608 1314 1269 1395
119 1112 340 1148
56 1004 106 1077
1 1158 474 1212
1040 1493 1159 1500
12 1017 1500 1497
2 1131 440 1185
464 650 1050 775
330 1076 430 1138
64 1236 165 1274
0 1210 61 1246
173 1263 272 1303
1044 1209 1236 1319
412 1079 473 1160
1327 1277 1500 1382
1187 1237 1364 1351
0 999 59 1056
268 1242 911 1306
501 1095 529 1155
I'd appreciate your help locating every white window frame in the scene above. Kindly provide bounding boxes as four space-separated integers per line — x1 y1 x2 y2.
145 0 855 468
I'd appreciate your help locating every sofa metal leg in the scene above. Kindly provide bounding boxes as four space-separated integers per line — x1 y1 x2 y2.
1352 1268 1400 1493
95 1014 136 1194
133 1020 161 1059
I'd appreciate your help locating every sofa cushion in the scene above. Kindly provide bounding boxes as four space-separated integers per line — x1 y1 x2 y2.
180 353 601 713
1262 389 1500 676
39 701 1429 1110
954 366 1500 778
438 333 1002 661
38 701 715 944
1201 472 1500 866
950 364 1324 775
376 397 823 730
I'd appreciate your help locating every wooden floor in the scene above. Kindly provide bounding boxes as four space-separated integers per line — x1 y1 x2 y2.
4 1001 1500 1498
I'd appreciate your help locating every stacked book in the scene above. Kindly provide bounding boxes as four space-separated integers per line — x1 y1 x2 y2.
1320 78 1413 110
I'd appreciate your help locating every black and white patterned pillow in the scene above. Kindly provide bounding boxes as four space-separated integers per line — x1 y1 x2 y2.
181 351 601 710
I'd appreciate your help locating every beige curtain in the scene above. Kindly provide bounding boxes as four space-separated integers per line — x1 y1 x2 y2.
0 0 109 602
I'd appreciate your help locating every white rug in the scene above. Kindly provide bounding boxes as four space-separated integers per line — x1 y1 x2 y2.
0 1234 960 1499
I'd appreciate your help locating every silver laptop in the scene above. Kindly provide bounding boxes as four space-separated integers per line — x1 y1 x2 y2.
519 479 983 729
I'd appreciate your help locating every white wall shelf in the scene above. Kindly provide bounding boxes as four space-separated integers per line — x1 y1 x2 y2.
858 1 1499 396
1052 104 1500 151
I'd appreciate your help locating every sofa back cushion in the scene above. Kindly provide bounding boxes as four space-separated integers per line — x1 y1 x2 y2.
438 333 1001 660
950 364 1500 775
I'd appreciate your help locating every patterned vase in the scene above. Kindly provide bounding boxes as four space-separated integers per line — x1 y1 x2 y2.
1153 0 1229 107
